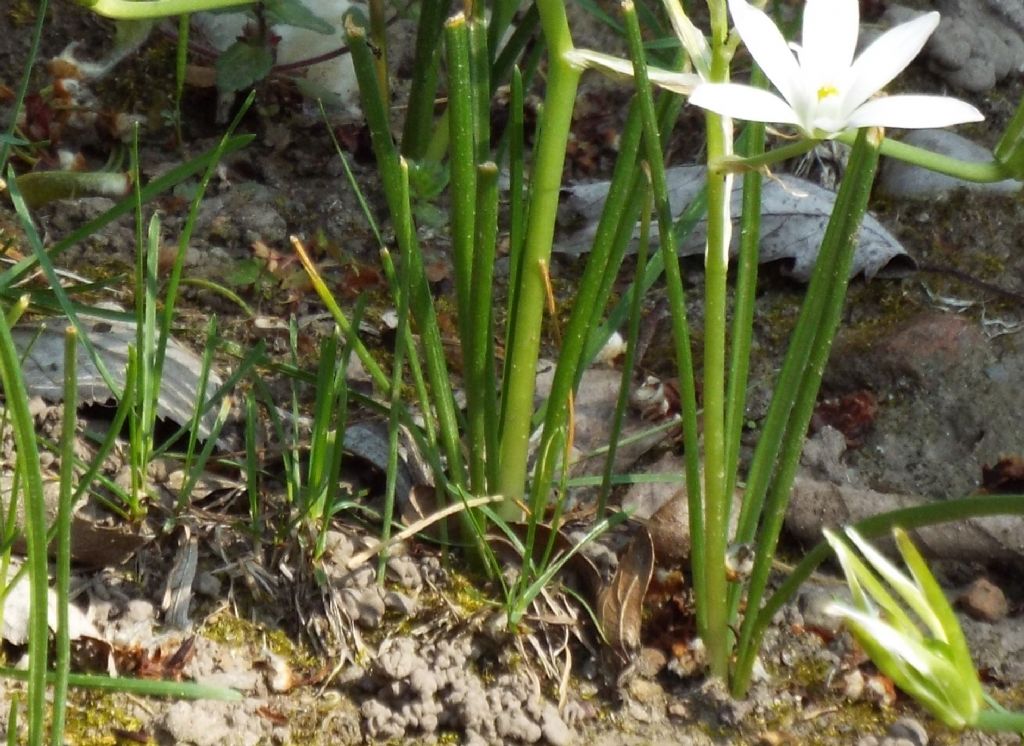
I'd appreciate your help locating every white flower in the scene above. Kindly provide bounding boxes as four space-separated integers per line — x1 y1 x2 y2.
564 0 707 94
689 0 983 139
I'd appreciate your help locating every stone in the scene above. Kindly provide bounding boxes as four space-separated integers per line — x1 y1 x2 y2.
877 130 1020 200
887 717 929 746
958 576 1009 622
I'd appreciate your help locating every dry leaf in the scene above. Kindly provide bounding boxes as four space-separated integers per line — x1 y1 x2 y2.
558 166 912 281
598 528 654 657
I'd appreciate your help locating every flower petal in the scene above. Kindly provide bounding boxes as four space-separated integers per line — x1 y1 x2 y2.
801 0 858 82
663 0 711 79
728 0 802 108
844 12 939 114
563 49 701 94
688 82 801 126
847 95 984 129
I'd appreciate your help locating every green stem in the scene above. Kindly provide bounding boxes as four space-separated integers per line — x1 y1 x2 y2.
732 127 882 695
724 104 765 507
495 0 580 512
711 137 817 174
52 327 77 745
976 708 1024 733
399 0 447 159
467 163 500 493
724 86 767 630
347 16 468 488
0 309 47 745
596 176 652 517
77 0 252 18
618 0 705 637
835 131 1013 183
995 95 1024 178
699 0 735 680
378 161 414 581
444 15 479 361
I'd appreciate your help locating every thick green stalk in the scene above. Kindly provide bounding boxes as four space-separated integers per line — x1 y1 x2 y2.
468 20 491 164
724 79 767 628
347 17 468 488
495 0 580 512
378 161 415 581
699 0 735 679
368 0 389 102
732 128 882 695
78 0 251 18
469 163 500 491
400 0 447 159
724 111 765 504
444 15 479 358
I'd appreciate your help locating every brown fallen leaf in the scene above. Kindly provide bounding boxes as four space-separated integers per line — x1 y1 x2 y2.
598 528 655 659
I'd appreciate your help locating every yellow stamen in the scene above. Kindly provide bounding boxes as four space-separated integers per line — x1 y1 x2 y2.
817 85 839 101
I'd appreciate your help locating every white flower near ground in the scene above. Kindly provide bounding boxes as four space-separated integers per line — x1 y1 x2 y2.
689 0 984 139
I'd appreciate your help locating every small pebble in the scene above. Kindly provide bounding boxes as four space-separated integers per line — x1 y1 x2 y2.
342 587 386 628
958 576 1009 622
888 717 928 746
383 590 418 617
194 572 221 598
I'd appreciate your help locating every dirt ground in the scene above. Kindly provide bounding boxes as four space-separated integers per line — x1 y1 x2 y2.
1 1 1024 744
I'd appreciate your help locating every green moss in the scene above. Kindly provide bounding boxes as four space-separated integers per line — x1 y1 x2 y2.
60 690 146 746
202 611 317 670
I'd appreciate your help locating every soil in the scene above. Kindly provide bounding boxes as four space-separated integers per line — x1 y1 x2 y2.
1 2 1024 745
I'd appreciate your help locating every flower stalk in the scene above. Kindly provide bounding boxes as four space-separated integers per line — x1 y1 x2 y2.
698 0 737 676
495 0 581 514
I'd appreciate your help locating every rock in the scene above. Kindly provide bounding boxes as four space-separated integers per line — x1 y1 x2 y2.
886 1 1024 93
888 717 929 746
877 130 1021 200
829 311 986 395
822 310 1024 505
797 588 846 633
194 572 221 598
958 577 1009 621
341 586 386 628
541 704 573 746
383 590 418 617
